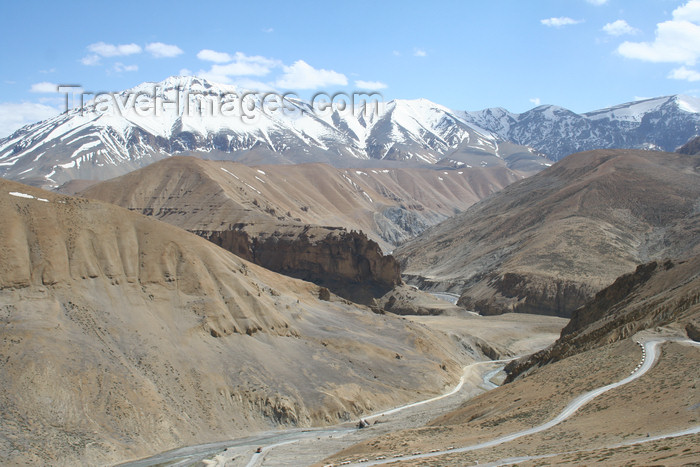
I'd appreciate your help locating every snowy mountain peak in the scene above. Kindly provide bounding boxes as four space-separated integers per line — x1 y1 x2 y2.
463 95 700 160
0 76 547 188
674 94 700 114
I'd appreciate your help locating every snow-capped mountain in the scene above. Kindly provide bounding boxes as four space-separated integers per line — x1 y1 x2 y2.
0 76 546 188
463 95 700 161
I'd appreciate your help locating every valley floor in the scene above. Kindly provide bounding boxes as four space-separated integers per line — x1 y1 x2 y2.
118 312 567 467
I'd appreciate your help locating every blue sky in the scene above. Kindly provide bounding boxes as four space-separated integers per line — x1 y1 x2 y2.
1 0 700 137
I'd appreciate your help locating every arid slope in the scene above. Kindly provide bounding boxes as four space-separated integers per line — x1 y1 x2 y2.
80 156 525 250
0 179 466 466
80 156 527 303
506 254 700 379
321 253 700 466
396 149 700 317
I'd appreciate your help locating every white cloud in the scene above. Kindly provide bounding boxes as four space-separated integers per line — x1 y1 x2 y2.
208 60 274 77
603 19 639 36
198 52 281 83
669 65 700 81
81 54 101 66
113 62 138 73
228 78 276 92
618 1 700 65
275 60 347 89
262 27 274 33
674 0 700 22
87 41 142 57
530 97 541 106
355 80 388 90
179 68 193 76
541 17 583 28
586 0 608 5
414 48 427 57
392 50 401 57
29 82 59 93
145 42 183 58
82 41 141 66
197 49 233 63
0 102 60 138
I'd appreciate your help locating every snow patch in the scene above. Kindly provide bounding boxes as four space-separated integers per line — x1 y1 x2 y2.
9 191 34 199
244 182 261 194
70 140 102 159
9 191 49 202
220 167 239 179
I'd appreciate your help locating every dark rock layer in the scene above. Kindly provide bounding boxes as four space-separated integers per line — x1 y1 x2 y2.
197 225 402 305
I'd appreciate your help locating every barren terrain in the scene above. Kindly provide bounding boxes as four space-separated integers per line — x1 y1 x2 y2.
396 149 700 317
0 179 471 466
320 337 699 466
80 156 526 251
130 311 566 466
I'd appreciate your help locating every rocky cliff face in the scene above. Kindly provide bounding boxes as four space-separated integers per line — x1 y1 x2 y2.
457 272 596 317
505 255 700 381
198 224 402 304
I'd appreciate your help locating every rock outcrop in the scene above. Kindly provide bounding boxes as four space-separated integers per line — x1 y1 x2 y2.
377 285 464 316
198 224 402 304
505 255 700 381
457 273 596 317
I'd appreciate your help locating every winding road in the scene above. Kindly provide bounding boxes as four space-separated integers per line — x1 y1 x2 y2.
346 338 699 466
120 337 698 467
119 358 512 467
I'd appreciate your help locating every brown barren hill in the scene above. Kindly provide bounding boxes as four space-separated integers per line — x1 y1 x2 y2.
80 156 524 250
80 156 524 303
0 178 466 466
321 255 700 466
395 149 700 317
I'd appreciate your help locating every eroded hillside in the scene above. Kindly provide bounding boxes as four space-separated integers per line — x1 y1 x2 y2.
396 149 700 317
0 179 466 466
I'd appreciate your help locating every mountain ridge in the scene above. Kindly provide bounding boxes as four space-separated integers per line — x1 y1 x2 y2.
463 95 700 160
0 76 548 189
395 149 700 318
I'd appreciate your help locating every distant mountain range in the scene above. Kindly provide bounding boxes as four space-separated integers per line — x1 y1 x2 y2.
1 76 698 189
0 76 547 189
464 95 700 160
